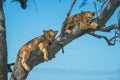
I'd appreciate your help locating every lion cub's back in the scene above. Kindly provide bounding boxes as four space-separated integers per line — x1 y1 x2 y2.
19 36 45 56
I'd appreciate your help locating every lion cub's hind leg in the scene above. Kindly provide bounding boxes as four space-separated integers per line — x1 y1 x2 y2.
20 51 31 71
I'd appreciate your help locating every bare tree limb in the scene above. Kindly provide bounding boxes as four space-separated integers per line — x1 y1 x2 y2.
98 24 120 32
93 1 98 16
88 31 120 46
95 0 120 26
7 63 15 72
98 0 108 13
79 0 88 8
33 0 38 11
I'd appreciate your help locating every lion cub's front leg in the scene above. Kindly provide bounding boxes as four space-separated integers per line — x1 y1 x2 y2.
80 22 98 30
80 22 89 30
39 43 48 61
20 51 31 71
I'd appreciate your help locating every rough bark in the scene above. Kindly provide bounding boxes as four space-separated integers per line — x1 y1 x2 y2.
0 0 8 80
95 0 120 26
10 0 120 80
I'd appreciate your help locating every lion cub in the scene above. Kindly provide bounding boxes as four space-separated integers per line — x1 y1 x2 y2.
17 30 58 71
65 11 98 33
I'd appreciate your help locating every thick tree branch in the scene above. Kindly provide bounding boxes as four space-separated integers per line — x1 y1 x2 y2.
95 0 120 26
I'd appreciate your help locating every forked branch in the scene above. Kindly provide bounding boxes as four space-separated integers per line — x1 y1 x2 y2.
88 30 120 46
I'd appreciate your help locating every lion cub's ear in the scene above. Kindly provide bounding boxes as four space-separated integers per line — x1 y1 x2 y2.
81 11 85 14
55 31 58 34
92 12 96 16
43 30 47 33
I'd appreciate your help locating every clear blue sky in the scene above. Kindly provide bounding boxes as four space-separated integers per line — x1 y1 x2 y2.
3 0 120 80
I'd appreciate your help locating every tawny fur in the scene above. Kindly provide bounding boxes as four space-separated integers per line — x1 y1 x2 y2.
65 11 98 33
17 30 58 71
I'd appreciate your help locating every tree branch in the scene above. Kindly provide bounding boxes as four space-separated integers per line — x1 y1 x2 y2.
7 63 15 72
98 0 108 13
93 1 98 16
95 0 120 26
88 31 120 46
98 24 120 32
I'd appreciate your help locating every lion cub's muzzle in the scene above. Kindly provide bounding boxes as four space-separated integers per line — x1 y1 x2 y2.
49 38 55 45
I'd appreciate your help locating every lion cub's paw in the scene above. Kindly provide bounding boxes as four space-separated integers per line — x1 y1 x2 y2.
65 30 71 34
24 66 30 71
90 22 98 29
44 56 48 62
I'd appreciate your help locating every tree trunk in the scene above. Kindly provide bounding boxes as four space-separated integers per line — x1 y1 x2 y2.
0 0 8 80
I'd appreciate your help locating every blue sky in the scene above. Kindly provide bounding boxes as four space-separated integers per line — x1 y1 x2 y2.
3 0 120 80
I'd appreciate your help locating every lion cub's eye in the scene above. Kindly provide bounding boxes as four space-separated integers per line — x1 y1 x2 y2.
49 34 52 37
85 16 87 18
87 16 92 19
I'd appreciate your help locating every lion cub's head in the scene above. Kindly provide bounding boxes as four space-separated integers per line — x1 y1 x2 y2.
81 11 95 24
43 30 58 42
